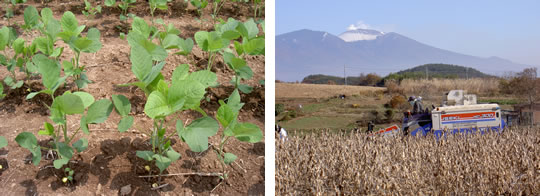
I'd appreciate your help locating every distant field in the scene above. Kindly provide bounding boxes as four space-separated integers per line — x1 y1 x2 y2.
276 83 385 99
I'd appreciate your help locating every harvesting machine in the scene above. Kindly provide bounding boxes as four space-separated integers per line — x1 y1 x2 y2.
372 90 506 139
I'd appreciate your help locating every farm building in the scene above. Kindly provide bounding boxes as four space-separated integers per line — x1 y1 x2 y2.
513 103 540 126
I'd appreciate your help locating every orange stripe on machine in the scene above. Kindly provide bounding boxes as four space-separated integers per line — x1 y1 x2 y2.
441 112 495 122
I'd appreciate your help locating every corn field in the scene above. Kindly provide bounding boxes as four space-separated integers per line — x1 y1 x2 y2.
276 128 540 195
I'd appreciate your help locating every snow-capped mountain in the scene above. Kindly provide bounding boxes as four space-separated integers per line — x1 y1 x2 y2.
276 29 529 82
338 29 385 42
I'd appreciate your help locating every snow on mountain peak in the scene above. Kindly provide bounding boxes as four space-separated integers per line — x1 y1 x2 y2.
338 29 384 42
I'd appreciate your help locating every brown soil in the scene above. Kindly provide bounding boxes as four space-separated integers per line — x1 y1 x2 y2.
0 0 265 195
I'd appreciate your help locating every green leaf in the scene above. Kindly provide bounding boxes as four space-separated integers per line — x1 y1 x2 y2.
243 38 264 55
46 19 61 39
38 122 55 136
237 64 253 79
73 138 88 152
118 116 134 132
171 64 189 82
144 91 172 119
85 99 113 124
57 142 74 159
238 84 253 94
243 19 259 39
0 136 7 148
73 91 95 108
132 17 150 39
34 37 51 55
105 0 116 7
166 148 181 161
142 61 165 85
194 31 209 51
53 158 69 169
23 6 39 29
232 123 262 143
153 154 171 172
54 92 85 114
128 42 152 81
112 94 131 116
217 103 236 129
26 92 40 100
13 38 25 54
177 116 218 152
0 27 9 50
83 28 102 53
223 153 237 164
207 31 226 52
227 89 243 111
61 11 78 32
169 79 205 110
80 116 89 134
189 70 217 87
162 34 180 49
73 37 92 52
15 132 41 166
136 150 154 161
175 38 193 55
33 54 60 90
40 8 53 26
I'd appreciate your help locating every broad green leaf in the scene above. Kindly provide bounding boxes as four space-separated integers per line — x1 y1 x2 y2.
0 27 9 50
86 99 113 124
46 19 61 38
238 84 253 94
166 149 181 162
80 116 89 134
144 91 172 119
233 41 243 56
0 136 7 148
34 54 60 90
26 92 40 100
171 64 189 82
73 37 92 52
40 8 53 26
132 17 150 39
136 150 154 161
53 158 69 169
105 0 116 7
61 11 78 32
216 18 239 34
194 31 209 51
232 123 262 143
221 30 240 40
75 73 91 89
34 37 52 55
227 89 244 111
57 142 74 159
237 64 253 79
50 46 63 58
162 34 180 49
52 92 85 115
189 70 217 87
217 103 236 129
73 92 95 108
73 138 88 152
23 6 39 29
142 61 165 85
243 38 264 55
13 38 25 54
112 94 131 116
178 116 218 152
243 19 259 39
207 31 226 52
129 43 152 81
141 39 167 61
118 116 134 132
175 38 193 55
169 79 205 110
83 28 102 53
15 132 41 166
156 79 169 96
38 122 55 136
223 153 237 164
153 154 171 172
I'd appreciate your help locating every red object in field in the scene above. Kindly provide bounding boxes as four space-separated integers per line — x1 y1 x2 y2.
368 124 400 136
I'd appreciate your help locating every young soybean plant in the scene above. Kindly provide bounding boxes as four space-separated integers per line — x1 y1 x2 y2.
82 0 102 19
137 64 218 185
16 91 114 183
189 0 208 17
0 26 24 90
212 89 262 179
104 0 137 21
124 17 193 96
57 11 103 89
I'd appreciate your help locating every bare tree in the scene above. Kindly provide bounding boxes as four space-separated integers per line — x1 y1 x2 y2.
516 68 539 126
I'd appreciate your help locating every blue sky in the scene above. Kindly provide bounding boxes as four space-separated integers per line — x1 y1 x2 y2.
276 0 540 67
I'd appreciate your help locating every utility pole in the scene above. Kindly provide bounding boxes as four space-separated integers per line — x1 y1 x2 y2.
425 66 428 80
344 64 347 85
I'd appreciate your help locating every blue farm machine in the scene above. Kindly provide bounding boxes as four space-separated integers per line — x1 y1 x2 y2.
371 90 506 139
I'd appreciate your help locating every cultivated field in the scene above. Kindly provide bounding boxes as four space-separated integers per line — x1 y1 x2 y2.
276 128 540 195
276 83 385 99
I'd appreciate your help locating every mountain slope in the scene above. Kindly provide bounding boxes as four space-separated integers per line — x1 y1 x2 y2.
276 29 529 81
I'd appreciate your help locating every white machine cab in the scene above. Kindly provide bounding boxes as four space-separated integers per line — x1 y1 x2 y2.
431 103 502 131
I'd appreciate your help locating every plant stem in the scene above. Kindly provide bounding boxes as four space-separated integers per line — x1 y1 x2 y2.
63 117 68 143
67 127 81 144
207 51 214 70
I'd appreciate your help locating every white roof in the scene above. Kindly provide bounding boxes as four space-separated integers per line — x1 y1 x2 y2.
433 104 500 113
